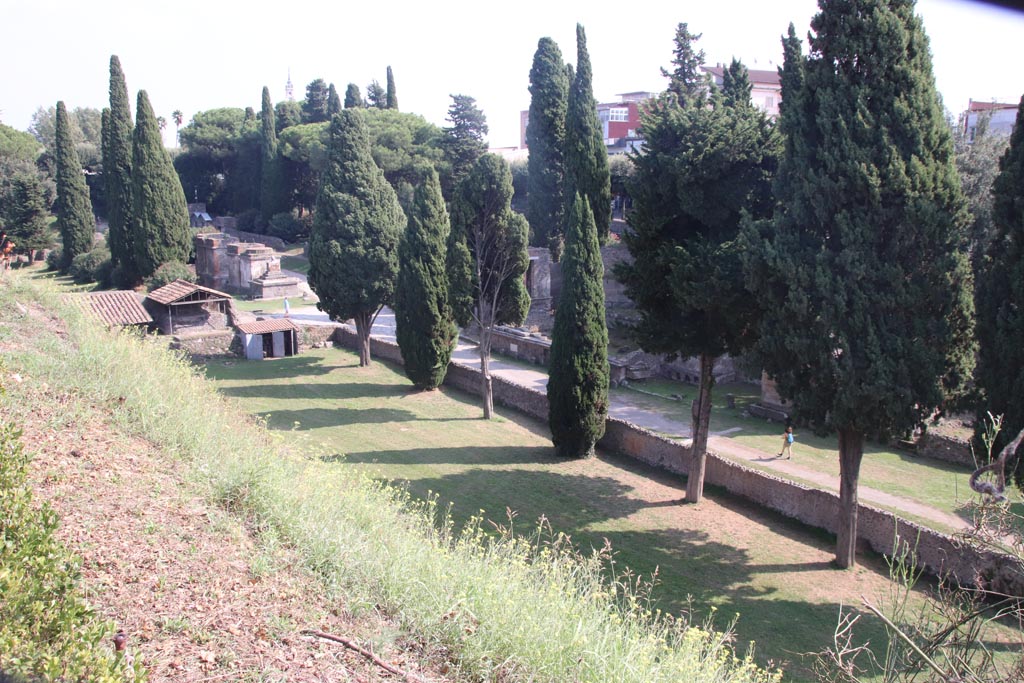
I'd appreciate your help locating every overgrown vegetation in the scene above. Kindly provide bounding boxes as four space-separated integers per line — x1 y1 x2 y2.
0 272 778 683
0 367 143 681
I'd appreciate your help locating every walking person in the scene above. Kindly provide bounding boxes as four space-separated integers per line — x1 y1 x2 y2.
778 425 795 459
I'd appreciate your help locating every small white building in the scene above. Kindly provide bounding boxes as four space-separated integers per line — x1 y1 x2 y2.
236 318 300 360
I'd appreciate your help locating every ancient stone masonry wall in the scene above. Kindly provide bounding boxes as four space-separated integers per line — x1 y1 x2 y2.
171 329 235 357
194 233 300 300
327 327 1023 596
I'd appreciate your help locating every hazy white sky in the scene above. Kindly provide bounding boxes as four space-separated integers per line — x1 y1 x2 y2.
2 0 1022 149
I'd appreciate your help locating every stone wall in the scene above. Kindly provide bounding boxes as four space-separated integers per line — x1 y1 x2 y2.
488 328 551 366
171 329 235 357
297 324 338 351
916 432 975 467
327 327 1022 596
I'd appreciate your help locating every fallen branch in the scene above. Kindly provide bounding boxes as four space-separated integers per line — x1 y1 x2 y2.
302 629 428 682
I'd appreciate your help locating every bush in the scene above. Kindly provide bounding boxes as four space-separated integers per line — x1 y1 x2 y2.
68 246 112 285
267 212 303 242
145 261 195 291
235 208 260 233
46 245 63 271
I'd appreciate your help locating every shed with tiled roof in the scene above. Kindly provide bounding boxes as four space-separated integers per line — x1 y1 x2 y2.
236 317 299 360
77 291 154 328
144 279 233 335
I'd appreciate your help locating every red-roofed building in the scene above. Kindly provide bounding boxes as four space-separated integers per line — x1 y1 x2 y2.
962 99 1019 140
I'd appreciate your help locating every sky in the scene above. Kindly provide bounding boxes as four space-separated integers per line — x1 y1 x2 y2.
2 0 1022 150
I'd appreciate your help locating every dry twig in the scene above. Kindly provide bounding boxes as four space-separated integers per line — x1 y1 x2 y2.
302 629 428 682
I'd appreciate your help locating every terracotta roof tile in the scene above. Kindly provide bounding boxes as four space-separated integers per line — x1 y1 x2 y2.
147 279 232 305
235 318 300 335
80 291 153 326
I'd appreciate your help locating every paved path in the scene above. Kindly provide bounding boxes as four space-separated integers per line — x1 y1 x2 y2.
264 259 970 533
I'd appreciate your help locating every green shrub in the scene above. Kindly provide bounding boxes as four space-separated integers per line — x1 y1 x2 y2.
235 208 259 233
45 245 63 271
68 246 112 284
0 420 143 682
145 261 195 291
267 212 306 242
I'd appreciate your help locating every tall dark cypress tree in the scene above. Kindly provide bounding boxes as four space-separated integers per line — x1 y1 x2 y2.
722 58 752 108
743 2 974 568
327 83 342 117
308 110 404 367
526 37 569 259
395 168 457 389
386 66 398 110
548 193 609 457
105 55 135 280
975 94 1024 489
303 79 330 123
131 90 191 278
344 83 362 109
564 24 611 246
54 101 94 271
260 86 288 223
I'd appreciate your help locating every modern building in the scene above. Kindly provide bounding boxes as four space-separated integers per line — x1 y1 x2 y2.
520 91 656 155
962 99 1019 140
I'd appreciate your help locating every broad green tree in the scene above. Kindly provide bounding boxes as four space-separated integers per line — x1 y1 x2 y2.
526 37 569 258
440 94 488 198
447 153 530 418
565 24 611 246
260 86 289 223
132 90 191 279
394 168 457 389
743 6 974 568
344 83 362 109
54 101 94 271
275 100 302 133
618 59 778 503
308 110 404 366
386 66 398 110
104 55 135 280
327 83 342 117
548 193 608 457
367 81 386 109
5 172 52 260
975 94 1024 489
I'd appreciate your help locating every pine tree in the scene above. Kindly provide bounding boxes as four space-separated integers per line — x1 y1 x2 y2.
618 57 778 503
395 168 457 389
327 83 342 117
564 24 611 246
366 81 386 109
722 58 752 108
308 110 404 367
975 94 1024 489
548 193 609 457
105 55 135 280
440 94 489 198
386 66 398 110
54 101 94 271
260 86 288 223
743 3 974 568
661 23 708 103
131 90 191 279
344 83 363 109
5 172 52 260
447 153 531 418
526 37 569 259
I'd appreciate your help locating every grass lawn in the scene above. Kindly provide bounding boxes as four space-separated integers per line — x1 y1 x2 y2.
280 255 310 275
231 297 289 313
202 347 1018 681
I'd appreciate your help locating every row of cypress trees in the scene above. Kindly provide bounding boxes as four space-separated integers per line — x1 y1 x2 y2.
101 56 191 285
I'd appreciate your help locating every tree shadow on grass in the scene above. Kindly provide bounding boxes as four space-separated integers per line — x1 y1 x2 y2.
340 444 556 467
259 406 418 430
219 381 411 401
205 354 338 380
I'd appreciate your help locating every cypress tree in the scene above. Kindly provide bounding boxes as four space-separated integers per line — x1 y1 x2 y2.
386 66 398 110
394 168 457 389
548 193 609 457
440 94 489 199
975 94 1024 488
526 37 569 259
743 3 974 568
131 90 191 279
54 101 94 271
722 58 752 108
447 154 531 418
303 79 330 123
617 57 778 503
327 83 342 117
564 24 611 246
260 86 288 223
105 55 135 280
366 81 386 109
308 110 404 367
344 83 362 109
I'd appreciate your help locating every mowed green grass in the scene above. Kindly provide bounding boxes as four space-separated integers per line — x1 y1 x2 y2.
611 379 990 527
203 347 982 680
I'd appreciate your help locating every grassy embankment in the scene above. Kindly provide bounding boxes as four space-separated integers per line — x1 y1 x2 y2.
0 273 779 683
